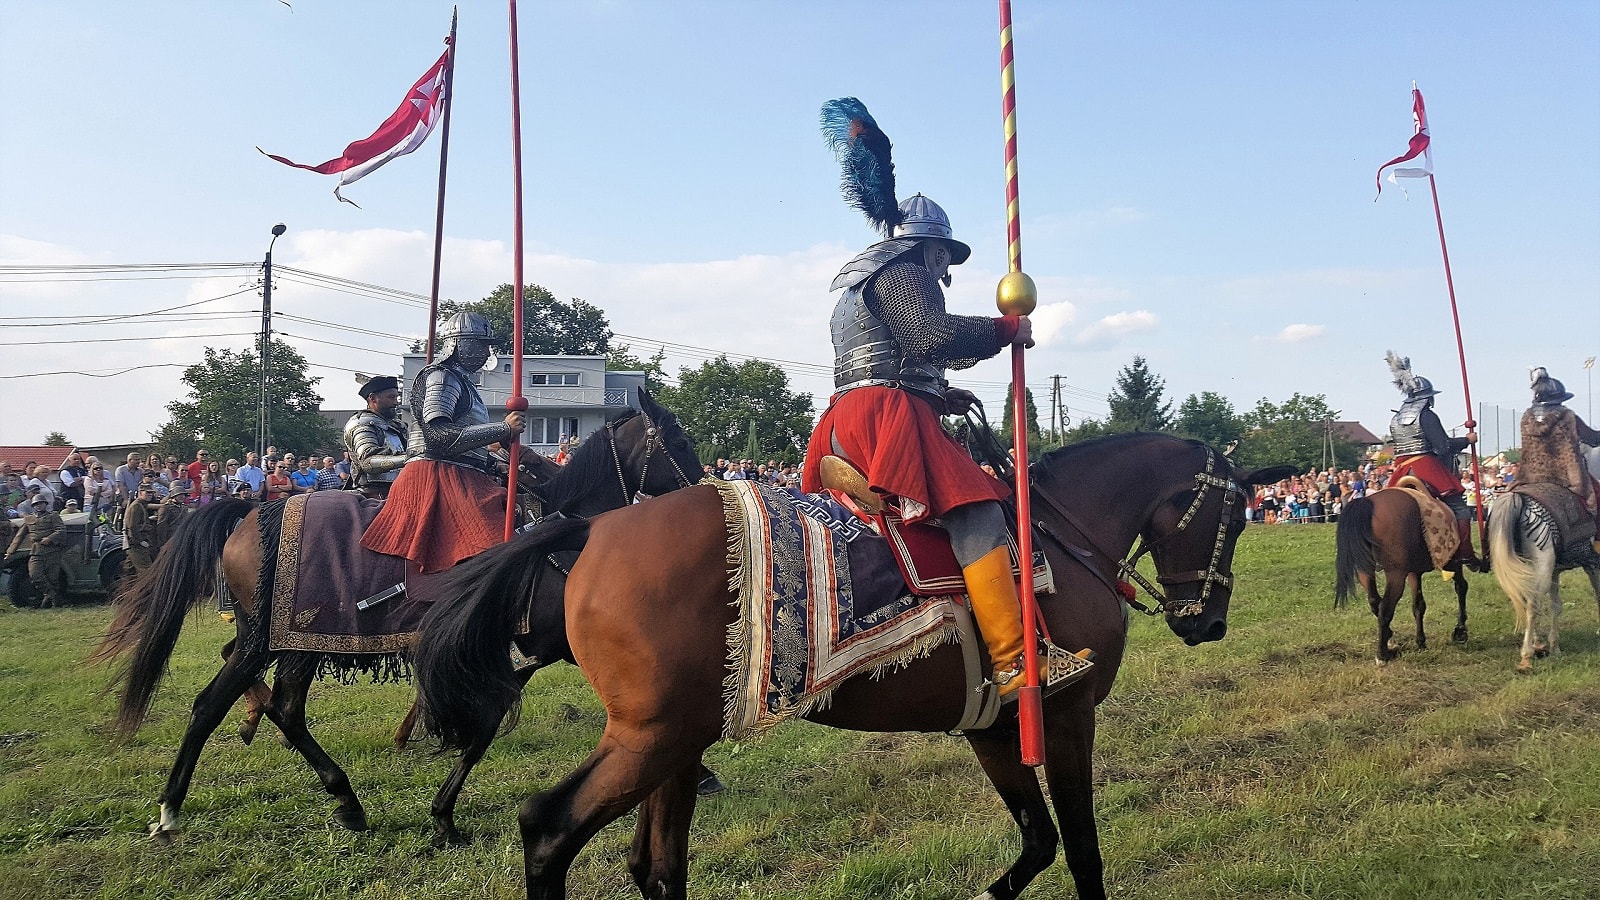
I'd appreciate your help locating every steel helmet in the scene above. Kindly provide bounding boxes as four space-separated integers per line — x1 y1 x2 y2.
892 194 971 264
437 311 495 361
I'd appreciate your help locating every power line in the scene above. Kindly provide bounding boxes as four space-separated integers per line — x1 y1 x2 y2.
0 363 188 379
0 331 258 347
0 285 259 325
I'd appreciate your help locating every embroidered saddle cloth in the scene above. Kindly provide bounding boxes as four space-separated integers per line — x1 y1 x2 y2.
1514 481 1597 560
715 480 969 740
1384 484 1459 571
264 492 476 658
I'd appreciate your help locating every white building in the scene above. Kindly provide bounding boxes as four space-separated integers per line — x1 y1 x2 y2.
399 353 648 457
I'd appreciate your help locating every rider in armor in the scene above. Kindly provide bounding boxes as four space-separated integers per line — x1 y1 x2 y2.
801 99 1059 698
1517 367 1600 535
1384 351 1480 569
343 375 411 499
361 312 526 573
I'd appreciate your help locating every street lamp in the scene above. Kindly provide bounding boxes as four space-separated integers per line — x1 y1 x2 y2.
258 224 286 458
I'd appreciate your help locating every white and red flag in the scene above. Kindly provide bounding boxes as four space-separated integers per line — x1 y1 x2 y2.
1375 82 1433 200
260 45 450 206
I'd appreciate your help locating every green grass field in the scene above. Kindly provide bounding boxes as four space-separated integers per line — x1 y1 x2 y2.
2 524 1598 899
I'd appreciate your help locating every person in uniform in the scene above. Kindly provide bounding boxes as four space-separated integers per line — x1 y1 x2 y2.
1518 367 1600 534
155 482 191 555
799 99 1061 698
344 375 411 499
124 483 159 576
361 312 525 573
1384 351 1480 568
26 494 66 607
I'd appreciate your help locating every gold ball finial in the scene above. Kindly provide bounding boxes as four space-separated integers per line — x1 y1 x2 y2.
995 271 1038 316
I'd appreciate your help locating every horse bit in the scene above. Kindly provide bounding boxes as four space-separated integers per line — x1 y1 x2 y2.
1117 446 1242 618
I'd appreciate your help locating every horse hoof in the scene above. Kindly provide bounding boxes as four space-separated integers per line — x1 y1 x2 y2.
1516 661 1533 674
696 767 726 796
148 822 178 845
334 807 370 832
1375 658 1389 668
238 719 259 746
1534 647 1550 659
1451 627 1468 644
433 824 470 847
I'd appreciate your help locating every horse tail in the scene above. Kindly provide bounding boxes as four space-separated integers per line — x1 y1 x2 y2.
93 498 254 735
1488 492 1548 622
415 516 591 751
1334 496 1376 608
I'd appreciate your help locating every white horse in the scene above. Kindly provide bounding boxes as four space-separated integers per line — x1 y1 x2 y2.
1488 445 1600 671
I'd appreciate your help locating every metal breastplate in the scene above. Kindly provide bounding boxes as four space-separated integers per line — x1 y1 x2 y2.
1389 400 1431 456
413 365 495 469
828 239 945 397
344 412 408 485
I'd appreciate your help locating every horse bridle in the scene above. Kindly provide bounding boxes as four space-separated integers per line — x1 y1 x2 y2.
1116 446 1243 618
606 410 696 506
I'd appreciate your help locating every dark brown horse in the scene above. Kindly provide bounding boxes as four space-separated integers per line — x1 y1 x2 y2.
416 434 1294 899
94 391 703 845
1335 487 1471 664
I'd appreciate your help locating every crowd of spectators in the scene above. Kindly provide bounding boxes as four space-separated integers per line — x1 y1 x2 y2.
699 457 803 489
1247 457 1524 525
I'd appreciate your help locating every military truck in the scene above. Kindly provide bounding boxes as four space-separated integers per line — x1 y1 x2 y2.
2 511 127 607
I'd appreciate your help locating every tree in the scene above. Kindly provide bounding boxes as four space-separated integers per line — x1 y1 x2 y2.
1174 391 1244 449
998 384 1045 455
153 339 340 460
1105 355 1173 433
1058 417 1110 445
1236 393 1361 471
654 355 814 463
605 344 669 393
43 432 73 447
440 284 614 356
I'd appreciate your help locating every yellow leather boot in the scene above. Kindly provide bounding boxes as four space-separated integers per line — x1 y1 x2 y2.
962 545 1026 697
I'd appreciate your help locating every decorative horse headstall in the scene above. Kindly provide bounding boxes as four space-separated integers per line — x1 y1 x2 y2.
606 409 696 506
1118 446 1242 619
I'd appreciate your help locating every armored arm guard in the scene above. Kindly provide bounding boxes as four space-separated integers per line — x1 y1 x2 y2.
868 259 1004 372
1420 408 1468 456
344 413 409 484
1575 413 1600 447
415 366 515 462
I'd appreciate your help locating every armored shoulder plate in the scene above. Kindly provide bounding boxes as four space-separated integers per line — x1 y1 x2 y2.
830 238 921 293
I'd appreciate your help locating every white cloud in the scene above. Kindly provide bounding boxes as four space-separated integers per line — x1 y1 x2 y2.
1069 310 1160 349
1260 323 1325 343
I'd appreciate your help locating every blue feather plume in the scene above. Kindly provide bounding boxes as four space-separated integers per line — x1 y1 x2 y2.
820 97 899 237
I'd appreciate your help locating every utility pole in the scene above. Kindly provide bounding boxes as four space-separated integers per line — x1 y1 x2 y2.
259 223 286 458
1585 356 1595 421
1050 374 1061 443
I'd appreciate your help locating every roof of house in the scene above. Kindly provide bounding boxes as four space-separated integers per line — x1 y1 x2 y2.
1330 421 1383 445
0 446 73 469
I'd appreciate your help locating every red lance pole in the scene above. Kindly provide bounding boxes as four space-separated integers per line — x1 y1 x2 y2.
503 0 528 541
996 0 1046 767
425 7 459 365
1426 173 1487 556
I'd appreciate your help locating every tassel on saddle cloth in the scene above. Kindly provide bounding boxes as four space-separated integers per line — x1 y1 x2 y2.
717 481 1078 740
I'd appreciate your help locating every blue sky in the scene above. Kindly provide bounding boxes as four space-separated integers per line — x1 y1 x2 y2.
3 1 1596 452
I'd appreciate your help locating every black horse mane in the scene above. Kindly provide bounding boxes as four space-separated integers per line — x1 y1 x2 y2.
538 409 640 515
1032 432 1216 485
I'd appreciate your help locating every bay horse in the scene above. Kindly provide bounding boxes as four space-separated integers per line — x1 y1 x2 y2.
94 391 703 845
1487 486 1600 671
415 434 1295 900
1334 487 1473 664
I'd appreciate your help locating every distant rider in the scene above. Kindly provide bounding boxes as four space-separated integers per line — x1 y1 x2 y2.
1517 367 1600 535
1384 351 1480 569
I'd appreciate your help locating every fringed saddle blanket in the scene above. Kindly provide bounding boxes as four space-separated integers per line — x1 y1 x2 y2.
716 480 963 741
1384 485 1458 571
1514 481 1597 562
265 492 431 666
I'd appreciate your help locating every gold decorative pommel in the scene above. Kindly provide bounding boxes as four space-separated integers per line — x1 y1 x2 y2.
995 271 1037 316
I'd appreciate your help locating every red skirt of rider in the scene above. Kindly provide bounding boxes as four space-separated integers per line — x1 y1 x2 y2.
360 459 507 574
1390 453 1464 497
801 385 1010 524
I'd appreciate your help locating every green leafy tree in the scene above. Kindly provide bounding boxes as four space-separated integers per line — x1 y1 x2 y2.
43 431 73 447
1236 393 1361 471
998 384 1046 455
1105 355 1173 433
153 339 339 460
1174 391 1244 449
605 345 669 392
1058 417 1111 445
655 355 814 463
440 284 614 356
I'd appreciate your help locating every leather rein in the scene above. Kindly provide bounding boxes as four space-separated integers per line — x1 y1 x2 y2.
606 409 697 507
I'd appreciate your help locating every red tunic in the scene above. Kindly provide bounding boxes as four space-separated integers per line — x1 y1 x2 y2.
360 459 507 573
801 386 1010 524
1390 453 1465 498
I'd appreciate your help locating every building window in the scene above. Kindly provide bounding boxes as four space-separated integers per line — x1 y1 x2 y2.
559 417 579 442
502 363 512 373
528 372 580 386
526 417 549 444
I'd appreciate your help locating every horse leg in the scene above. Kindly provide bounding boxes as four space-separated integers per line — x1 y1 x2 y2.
519 724 700 900
627 758 702 900
219 639 272 746
1587 564 1600 636
1411 571 1428 650
965 721 1064 900
395 696 425 750
260 665 369 831
1547 576 1563 659
1451 568 1469 644
430 668 538 846
150 644 270 843
1371 569 1404 664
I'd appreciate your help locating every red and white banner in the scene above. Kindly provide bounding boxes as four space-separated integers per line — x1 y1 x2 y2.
1375 83 1433 199
260 46 450 205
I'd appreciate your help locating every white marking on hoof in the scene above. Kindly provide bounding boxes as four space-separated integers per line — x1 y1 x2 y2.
149 804 180 839
972 893 999 900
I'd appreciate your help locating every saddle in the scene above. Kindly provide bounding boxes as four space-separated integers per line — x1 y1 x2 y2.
817 455 1049 597
1384 479 1460 571
1513 481 1598 561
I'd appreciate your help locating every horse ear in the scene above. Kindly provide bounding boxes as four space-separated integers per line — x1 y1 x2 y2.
1237 464 1298 487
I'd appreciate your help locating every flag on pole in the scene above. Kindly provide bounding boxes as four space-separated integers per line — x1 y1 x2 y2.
1375 83 1432 200
259 45 451 206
